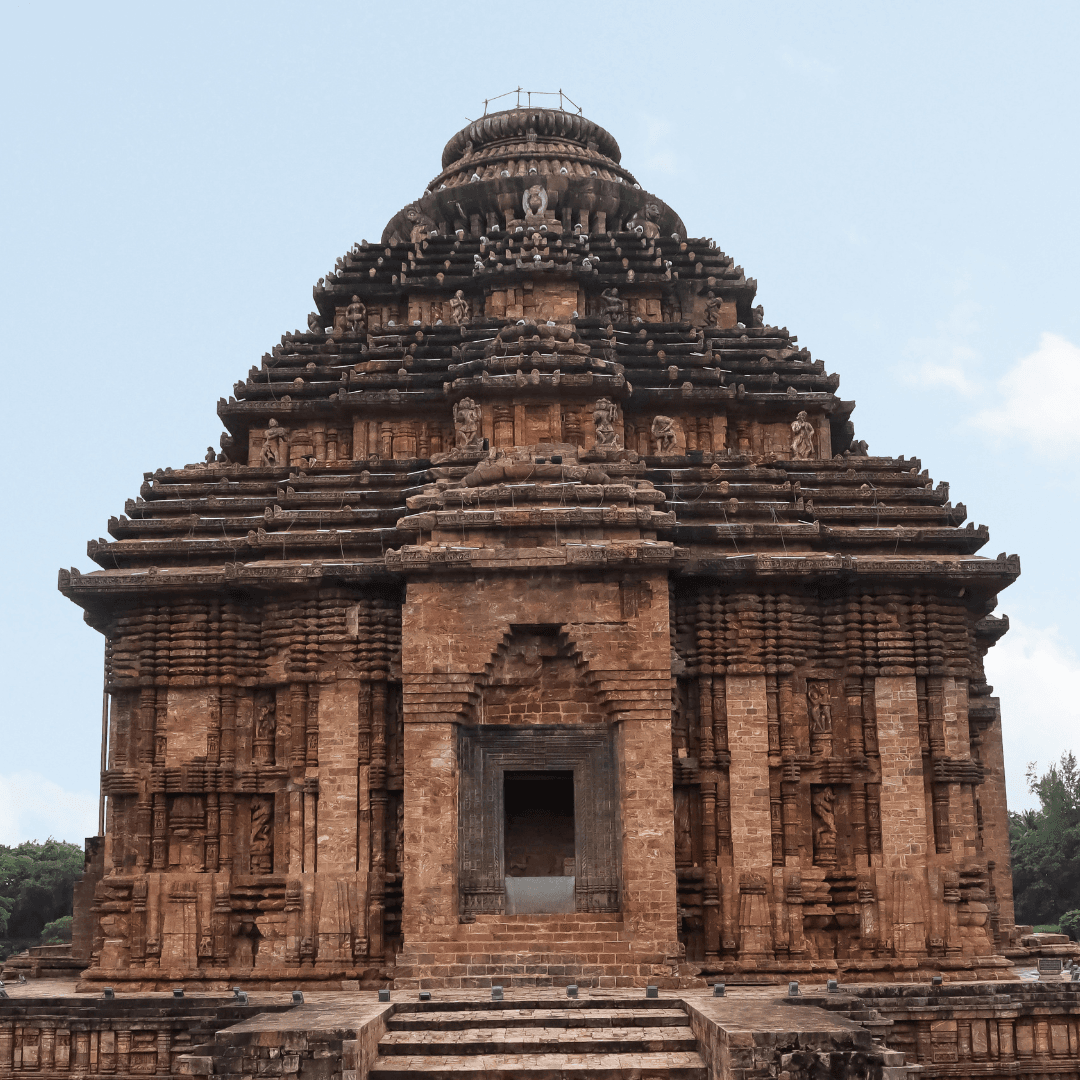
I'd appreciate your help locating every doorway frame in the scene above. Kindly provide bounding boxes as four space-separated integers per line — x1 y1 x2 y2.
457 724 618 918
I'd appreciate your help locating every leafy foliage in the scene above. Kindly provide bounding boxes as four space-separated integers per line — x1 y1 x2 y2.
0 839 84 958
41 915 73 944
1009 753 1080 926
1060 909 1080 941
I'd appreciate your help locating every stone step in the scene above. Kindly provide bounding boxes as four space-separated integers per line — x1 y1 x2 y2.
389 1008 689 1031
394 964 672 981
369 1051 707 1080
397 954 648 972
379 1025 699 1055
438 931 638 943
398 938 639 952
471 914 622 923
394 979 681 992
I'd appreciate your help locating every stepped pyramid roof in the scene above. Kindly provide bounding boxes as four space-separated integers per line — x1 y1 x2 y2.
60 107 1018 625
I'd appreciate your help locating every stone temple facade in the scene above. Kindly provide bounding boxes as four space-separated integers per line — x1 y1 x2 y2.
62 107 1022 992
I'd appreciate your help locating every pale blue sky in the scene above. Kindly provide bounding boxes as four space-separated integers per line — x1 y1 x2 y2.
2 0 1077 842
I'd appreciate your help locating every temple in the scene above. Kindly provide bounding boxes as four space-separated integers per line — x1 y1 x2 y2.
62 107 1023 993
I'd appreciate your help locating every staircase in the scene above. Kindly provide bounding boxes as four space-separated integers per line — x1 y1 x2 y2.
370 996 707 1080
395 913 675 989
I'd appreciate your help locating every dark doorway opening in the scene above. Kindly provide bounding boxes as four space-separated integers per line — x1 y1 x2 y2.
503 771 575 877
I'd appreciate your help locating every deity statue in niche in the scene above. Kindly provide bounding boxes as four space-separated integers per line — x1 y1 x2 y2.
791 410 816 460
811 786 837 866
260 419 289 466
592 397 622 450
453 397 481 449
307 312 323 336
600 287 627 321
250 796 273 874
449 290 471 325
704 291 723 328
808 682 832 733
652 415 680 455
345 296 367 335
253 700 276 765
808 681 833 757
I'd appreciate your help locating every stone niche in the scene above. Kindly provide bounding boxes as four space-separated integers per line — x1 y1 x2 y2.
457 724 618 918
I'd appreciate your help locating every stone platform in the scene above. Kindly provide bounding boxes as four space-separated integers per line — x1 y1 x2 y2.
8 978 1080 1078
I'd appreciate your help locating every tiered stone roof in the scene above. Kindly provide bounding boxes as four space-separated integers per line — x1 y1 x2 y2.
63 115 1017 605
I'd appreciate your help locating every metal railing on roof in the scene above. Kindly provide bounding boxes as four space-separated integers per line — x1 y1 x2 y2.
479 88 583 116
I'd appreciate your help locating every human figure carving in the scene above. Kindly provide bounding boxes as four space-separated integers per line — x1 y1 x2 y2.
811 787 836 850
250 797 273 873
652 415 679 455
704 291 723 328
453 397 480 449
592 397 622 450
807 683 832 734
600 288 626 321
345 296 366 335
255 701 276 755
260 419 289 466
449 290 471 325
307 312 323 336
791 410 815 460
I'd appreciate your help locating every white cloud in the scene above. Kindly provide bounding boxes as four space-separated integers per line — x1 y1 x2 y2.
902 296 982 395
984 618 1080 812
0 772 97 847
971 332 1080 455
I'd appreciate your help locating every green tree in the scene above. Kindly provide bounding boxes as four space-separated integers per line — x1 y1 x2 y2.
1061 909 1080 941
0 839 84 957
1009 753 1080 926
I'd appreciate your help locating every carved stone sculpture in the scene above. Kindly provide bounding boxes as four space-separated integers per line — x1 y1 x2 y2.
345 296 367 335
791 410 815 460
652 415 679 455
453 397 481 449
307 312 323 335
592 397 622 450
260 419 289 466
600 288 626 321
704 291 723 327
253 700 276 764
808 681 833 757
449 290 471 325
522 184 548 218
811 786 837 867
625 202 661 238
405 202 435 244
250 797 273 874
807 682 832 733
